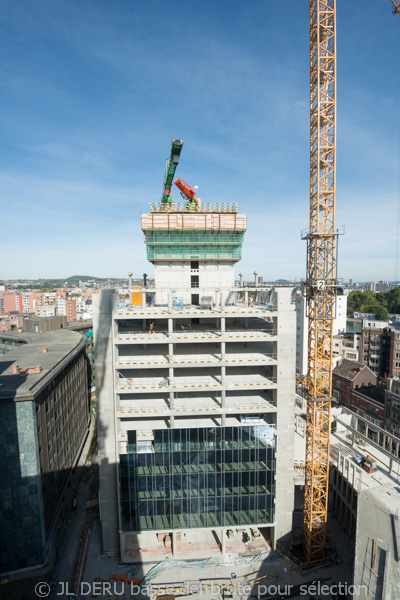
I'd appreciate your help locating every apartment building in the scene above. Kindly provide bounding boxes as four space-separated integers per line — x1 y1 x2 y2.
296 291 347 376
332 333 360 368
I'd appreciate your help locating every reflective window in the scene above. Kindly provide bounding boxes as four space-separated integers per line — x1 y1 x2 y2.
119 425 275 532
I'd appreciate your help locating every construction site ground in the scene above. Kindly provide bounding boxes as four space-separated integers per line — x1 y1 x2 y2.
81 516 353 600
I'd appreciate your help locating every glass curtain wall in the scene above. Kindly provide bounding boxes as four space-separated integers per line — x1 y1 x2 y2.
120 425 275 532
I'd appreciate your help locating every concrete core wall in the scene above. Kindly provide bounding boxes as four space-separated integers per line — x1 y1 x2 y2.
274 287 296 542
93 290 119 553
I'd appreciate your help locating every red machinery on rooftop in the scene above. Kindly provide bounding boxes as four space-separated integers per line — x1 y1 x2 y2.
173 178 199 206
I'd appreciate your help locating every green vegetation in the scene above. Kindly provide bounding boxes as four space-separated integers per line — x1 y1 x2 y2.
347 288 400 320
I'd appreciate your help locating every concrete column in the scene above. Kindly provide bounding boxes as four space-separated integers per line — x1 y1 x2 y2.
142 292 146 306
351 431 355 447
245 291 248 307
221 414 226 426
221 317 225 334
172 531 177 556
168 318 173 336
221 390 226 408
221 341 226 360
221 366 226 385
220 291 225 311
220 528 226 554
170 415 175 427
168 343 174 362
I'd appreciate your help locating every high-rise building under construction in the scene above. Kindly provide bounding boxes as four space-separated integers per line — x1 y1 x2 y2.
93 199 296 560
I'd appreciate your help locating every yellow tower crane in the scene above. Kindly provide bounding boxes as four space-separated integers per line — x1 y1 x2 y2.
302 0 398 564
302 0 337 564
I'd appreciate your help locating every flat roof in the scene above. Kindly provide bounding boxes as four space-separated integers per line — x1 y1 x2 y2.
354 385 385 404
0 329 86 400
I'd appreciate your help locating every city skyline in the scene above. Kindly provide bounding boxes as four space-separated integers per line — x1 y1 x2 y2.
1 0 399 280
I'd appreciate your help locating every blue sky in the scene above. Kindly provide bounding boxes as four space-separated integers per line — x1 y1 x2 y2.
1 0 399 282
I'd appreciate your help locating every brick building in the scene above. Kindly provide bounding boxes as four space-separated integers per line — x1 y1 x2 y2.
332 359 377 407
384 378 400 436
351 386 385 429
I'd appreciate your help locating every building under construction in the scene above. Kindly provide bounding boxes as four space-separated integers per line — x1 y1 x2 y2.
93 197 296 560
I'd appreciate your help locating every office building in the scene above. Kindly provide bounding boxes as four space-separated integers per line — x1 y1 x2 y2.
94 200 296 560
0 330 89 574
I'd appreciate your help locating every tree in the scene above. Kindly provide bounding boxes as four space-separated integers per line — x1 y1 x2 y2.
359 304 388 321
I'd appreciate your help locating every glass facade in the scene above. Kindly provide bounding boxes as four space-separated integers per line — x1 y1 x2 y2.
120 425 275 532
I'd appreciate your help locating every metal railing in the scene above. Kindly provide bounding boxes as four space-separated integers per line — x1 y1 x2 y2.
117 375 277 389
149 202 238 213
116 352 277 365
115 301 277 313
118 398 277 414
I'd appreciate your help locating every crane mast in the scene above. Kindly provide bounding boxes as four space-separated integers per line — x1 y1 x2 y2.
303 0 337 563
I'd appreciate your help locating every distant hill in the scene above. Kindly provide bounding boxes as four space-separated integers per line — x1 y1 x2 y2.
65 275 101 282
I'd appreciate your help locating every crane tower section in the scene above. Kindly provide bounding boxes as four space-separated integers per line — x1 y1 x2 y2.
303 0 337 563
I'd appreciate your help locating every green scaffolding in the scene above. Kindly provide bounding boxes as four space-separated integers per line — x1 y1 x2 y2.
147 245 242 260
144 229 244 260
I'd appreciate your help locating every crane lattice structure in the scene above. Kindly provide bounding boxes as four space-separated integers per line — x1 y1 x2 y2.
390 0 400 15
302 0 398 565
302 0 337 564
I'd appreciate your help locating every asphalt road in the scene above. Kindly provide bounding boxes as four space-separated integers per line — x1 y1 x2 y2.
49 437 98 599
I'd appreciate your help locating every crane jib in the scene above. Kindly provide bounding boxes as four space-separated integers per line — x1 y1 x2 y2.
162 139 183 203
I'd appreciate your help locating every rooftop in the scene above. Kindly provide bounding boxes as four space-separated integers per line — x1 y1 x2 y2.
0 329 86 400
354 384 385 404
333 358 373 381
